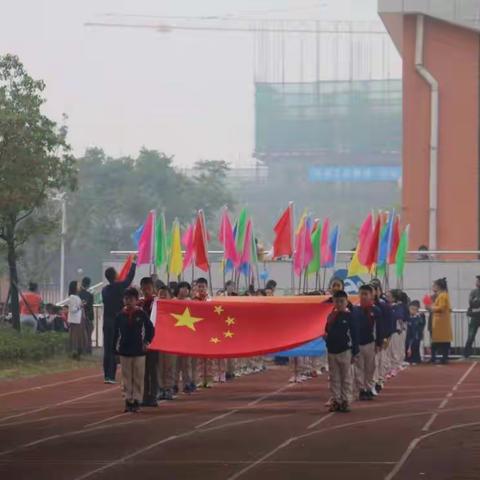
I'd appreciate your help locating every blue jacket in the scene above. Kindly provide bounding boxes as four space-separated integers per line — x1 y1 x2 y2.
375 299 394 338
352 305 383 347
102 263 137 322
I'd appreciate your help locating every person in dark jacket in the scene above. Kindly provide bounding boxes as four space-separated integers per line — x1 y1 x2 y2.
406 300 426 364
101 256 137 384
138 277 158 407
353 285 383 401
113 287 154 412
79 277 94 354
324 290 359 413
464 276 480 358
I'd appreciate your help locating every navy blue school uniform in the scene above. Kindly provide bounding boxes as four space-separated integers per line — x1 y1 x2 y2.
352 304 384 348
406 313 426 363
325 310 359 356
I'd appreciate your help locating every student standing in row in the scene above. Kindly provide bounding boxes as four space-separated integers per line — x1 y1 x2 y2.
353 285 383 401
324 290 359 412
113 287 154 412
138 277 158 407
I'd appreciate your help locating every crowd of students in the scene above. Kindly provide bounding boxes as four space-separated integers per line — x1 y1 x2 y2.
101 255 455 415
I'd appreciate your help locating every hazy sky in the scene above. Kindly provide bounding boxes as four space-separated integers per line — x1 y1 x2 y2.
0 0 380 166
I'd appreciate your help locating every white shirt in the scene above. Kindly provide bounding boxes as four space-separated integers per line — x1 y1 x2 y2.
67 295 83 324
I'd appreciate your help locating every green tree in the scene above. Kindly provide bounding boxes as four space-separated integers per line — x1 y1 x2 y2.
0 54 77 329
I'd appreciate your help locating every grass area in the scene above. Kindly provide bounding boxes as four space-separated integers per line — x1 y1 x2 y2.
0 325 100 379
0 354 100 379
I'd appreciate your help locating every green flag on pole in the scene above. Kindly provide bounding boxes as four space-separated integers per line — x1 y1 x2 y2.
235 208 248 254
155 212 168 269
395 225 410 278
307 221 322 274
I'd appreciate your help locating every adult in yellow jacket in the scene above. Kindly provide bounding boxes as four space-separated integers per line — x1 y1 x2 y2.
427 278 452 364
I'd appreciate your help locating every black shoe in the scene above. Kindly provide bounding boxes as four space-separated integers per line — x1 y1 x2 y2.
131 400 140 413
124 401 132 413
141 398 158 407
339 401 351 413
359 390 367 401
226 372 235 381
375 383 383 393
365 390 374 401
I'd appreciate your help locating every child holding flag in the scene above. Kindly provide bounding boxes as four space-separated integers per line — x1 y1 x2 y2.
138 277 158 407
324 290 359 412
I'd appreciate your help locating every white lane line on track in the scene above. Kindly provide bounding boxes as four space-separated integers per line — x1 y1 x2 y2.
83 401 167 429
307 412 334 430
421 362 476 432
0 373 102 398
0 410 112 428
194 383 292 429
71 413 289 480
0 387 116 423
225 391 480 480
384 420 480 480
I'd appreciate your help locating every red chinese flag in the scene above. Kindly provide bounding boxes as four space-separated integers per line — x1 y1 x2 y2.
118 254 134 281
193 213 209 272
150 296 333 358
273 205 293 258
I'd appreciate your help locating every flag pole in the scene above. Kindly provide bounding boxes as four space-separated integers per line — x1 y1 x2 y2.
289 202 295 294
199 210 214 297
150 209 156 276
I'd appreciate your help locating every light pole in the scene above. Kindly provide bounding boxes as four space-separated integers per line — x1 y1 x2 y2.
52 193 67 300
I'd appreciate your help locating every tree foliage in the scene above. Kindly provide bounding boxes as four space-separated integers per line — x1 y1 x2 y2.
0 54 77 329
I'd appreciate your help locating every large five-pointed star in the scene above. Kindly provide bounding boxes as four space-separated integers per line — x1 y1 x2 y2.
171 308 204 331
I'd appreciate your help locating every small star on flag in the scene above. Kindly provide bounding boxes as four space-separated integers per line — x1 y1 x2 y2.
210 337 221 344
223 330 234 339
214 305 224 315
225 316 235 326
171 308 203 331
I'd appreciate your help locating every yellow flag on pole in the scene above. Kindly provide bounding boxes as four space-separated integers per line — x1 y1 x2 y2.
169 219 183 277
348 244 369 276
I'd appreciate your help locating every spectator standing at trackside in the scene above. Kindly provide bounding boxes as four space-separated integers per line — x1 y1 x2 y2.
426 278 452 365
79 277 94 354
464 275 480 358
19 282 43 331
113 287 154 413
324 290 359 413
101 255 137 384
66 281 88 359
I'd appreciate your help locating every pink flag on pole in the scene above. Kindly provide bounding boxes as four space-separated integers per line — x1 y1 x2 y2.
303 217 314 268
137 211 155 265
182 223 194 270
218 209 239 267
320 218 332 267
293 216 312 276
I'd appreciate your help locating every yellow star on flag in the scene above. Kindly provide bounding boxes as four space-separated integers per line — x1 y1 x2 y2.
210 337 221 344
214 305 224 315
171 308 204 331
225 316 235 326
223 330 234 339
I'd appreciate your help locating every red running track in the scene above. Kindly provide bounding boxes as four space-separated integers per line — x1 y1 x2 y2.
0 361 479 480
